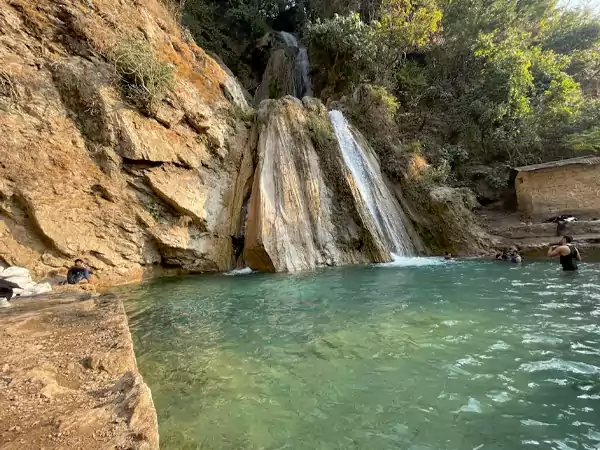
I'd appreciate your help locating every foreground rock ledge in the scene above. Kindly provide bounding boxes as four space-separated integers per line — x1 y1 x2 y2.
0 294 158 450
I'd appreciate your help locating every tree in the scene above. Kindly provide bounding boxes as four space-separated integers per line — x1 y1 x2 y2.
182 0 600 191
377 0 442 51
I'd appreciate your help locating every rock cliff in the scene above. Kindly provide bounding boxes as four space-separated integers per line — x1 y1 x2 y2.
0 0 444 284
243 96 422 272
0 0 251 284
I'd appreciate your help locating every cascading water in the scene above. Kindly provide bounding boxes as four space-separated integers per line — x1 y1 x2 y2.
279 31 298 47
296 47 313 97
329 110 415 257
279 31 313 99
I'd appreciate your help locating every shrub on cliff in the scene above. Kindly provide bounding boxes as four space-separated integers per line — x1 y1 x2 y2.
308 113 336 153
109 39 174 115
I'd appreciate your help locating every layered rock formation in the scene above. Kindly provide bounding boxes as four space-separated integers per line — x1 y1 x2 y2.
254 32 312 105
0 0 251 284
0 0 446 284
243 96 422 272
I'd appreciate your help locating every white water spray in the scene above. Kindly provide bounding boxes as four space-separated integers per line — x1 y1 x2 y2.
329 110 415 256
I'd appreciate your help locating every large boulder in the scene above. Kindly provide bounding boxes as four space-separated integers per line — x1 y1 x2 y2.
244 97 402 272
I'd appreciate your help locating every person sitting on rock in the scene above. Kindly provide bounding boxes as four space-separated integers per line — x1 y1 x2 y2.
67 259 92 284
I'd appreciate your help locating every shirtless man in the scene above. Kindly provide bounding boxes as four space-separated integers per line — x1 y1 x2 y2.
548 236 581 271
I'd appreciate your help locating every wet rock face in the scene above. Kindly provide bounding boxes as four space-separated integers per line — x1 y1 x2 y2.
254 48 297 105
243 97 394 272
253 31 312 105
0 0 251 284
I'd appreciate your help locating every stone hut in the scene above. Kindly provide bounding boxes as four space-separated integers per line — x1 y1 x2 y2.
515 156 600 219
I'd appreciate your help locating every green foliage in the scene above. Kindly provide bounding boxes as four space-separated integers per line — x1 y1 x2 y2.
306 13 381 93
543 9 600 54
395 61 428 93
109 38 174 114
179 0 600 198
473 30 534 119
306 1 442 92
341 84 400 156
268 77 282 98
418 160 451 186
377 0 443 50
308 113 337 152
565 126 600 151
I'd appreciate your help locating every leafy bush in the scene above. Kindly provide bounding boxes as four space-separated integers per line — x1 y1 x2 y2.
415 159 451 187
565 126 600 151
109 38 174 114
308 113 336 152
306 13 381 94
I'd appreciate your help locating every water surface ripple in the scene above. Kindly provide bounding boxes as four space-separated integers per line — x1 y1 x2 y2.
122 261 600 450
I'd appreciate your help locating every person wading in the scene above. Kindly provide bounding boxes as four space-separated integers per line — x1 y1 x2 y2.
548 236 581 271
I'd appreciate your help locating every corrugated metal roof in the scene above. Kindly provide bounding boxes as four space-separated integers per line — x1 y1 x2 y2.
515 156 600 172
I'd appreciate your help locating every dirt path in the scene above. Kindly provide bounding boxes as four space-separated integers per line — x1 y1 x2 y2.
0 293 158 449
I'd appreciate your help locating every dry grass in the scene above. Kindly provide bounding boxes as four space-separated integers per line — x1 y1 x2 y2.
159 38 227 104
109 38 175 114
0 71 19 109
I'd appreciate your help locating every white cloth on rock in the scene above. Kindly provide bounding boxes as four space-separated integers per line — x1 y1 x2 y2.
0 266 52 297
1 266 30 278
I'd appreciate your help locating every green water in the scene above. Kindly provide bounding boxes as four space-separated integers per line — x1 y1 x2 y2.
123 260 600 450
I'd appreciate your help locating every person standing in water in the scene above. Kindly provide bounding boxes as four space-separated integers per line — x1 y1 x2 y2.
548 236 581 271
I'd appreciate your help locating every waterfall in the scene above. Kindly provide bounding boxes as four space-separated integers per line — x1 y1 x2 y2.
279 31 313 99
329 110 415 256
279 31 298 48
297 48 313 98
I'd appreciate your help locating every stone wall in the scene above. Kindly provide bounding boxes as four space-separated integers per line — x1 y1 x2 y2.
516 164 600 219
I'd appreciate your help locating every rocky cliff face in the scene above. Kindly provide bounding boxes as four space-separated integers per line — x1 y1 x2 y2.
0 0 441 285
243 96 417 272
253 33 298 105
0 0 251 284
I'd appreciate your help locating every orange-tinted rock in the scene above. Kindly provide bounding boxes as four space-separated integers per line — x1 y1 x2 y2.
0 0 251 285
